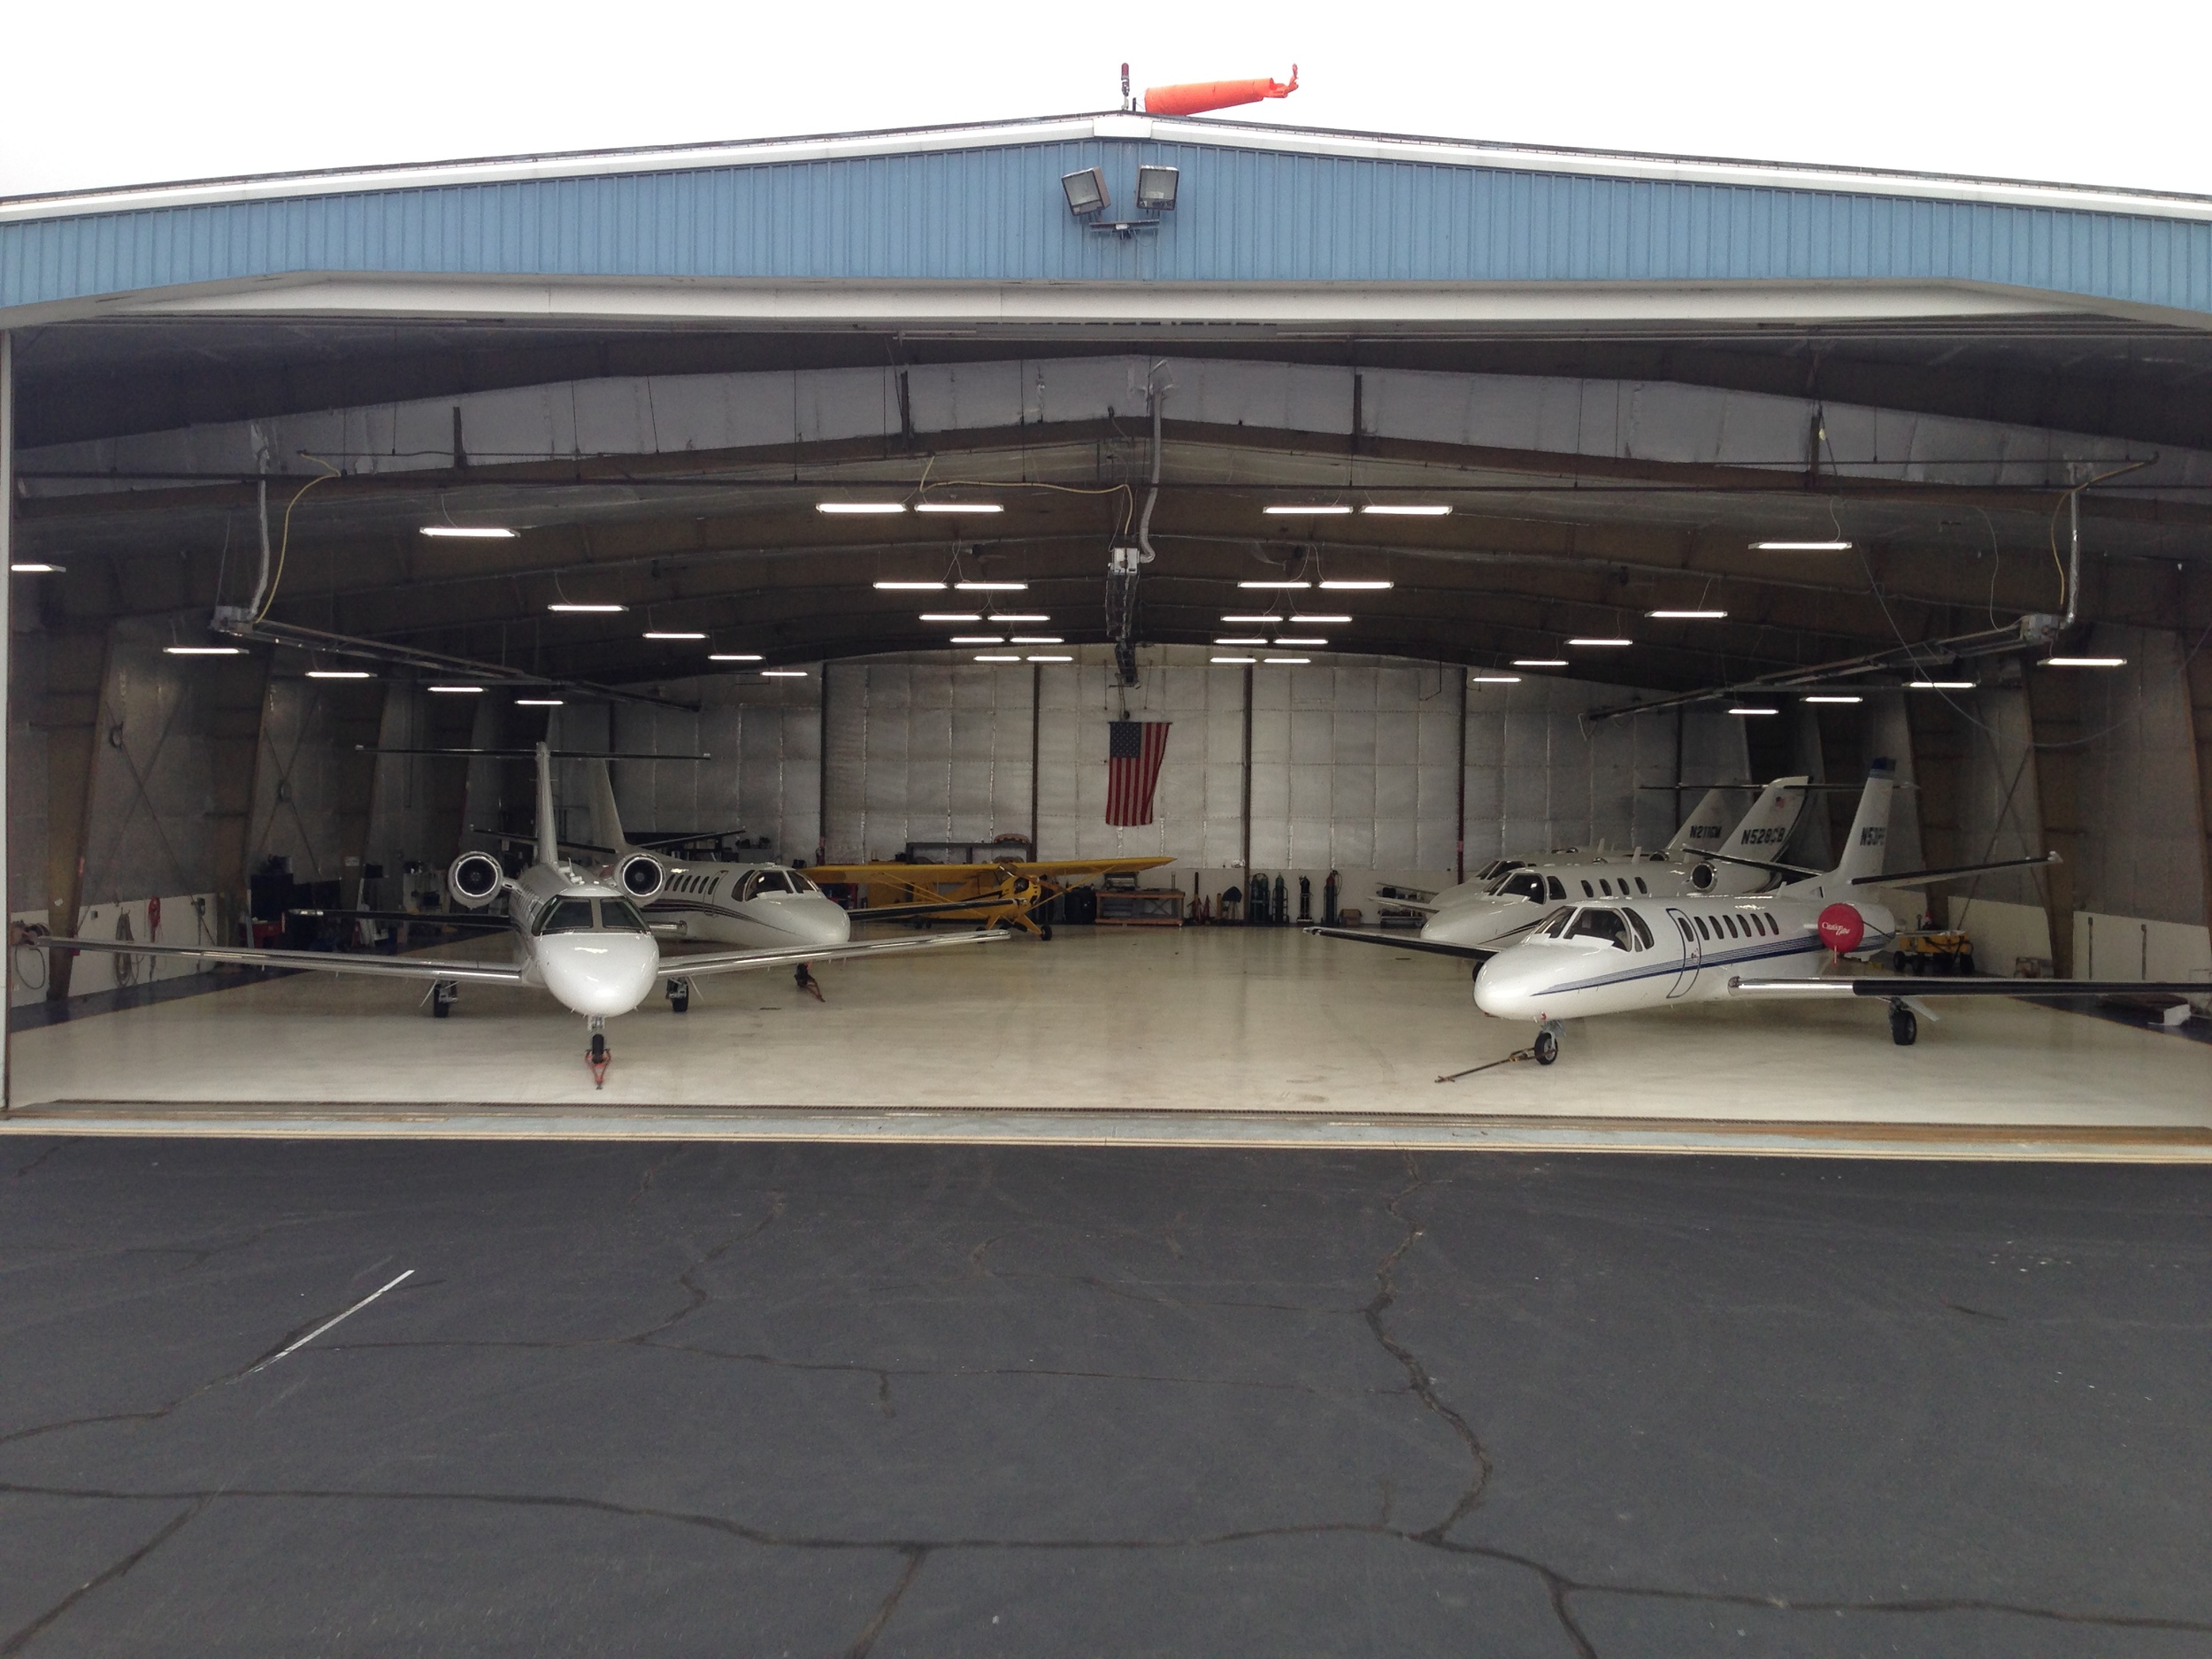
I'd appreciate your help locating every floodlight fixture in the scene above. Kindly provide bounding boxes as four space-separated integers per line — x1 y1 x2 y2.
1061 167 1110 216
1134 165 1179 210
419 526 517 539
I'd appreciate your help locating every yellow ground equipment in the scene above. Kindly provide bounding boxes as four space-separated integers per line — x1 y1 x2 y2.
805 856 1174 938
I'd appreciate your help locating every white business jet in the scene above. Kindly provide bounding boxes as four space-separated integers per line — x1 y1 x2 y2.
576 758 858 998
1456 758 2184 1062
1319 776 1813 962
35 743 1002 1082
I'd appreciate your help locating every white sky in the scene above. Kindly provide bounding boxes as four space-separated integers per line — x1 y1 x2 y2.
4 1 2208 200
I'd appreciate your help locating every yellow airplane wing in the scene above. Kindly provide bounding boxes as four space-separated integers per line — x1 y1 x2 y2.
803 856 1176 936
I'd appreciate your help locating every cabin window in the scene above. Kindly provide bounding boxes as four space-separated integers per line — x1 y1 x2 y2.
1580 880 1594 898
1694 915 1711 940
1632 877 1647 895
1548 877 1566 901
1566 908 1632 950
1755 913 1770 935
1596 879 1609 895
1628 910 1655 949
1676 915 1694 942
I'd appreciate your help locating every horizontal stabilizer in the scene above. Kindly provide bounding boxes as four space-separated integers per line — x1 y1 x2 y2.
1697 849 1825 879
1848 851 2060 887
1306 926 1493 963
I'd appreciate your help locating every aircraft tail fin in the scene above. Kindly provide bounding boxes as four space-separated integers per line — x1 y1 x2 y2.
585 758 631 856
534 741 559 870
1663 787 1735 858
1831 759 1899 885
1715 776 1810 862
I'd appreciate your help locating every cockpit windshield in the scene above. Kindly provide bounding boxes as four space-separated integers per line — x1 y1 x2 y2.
534 897 650 935
598 899 649 933
1494 871 1548 902
1565 908 1632 950
741 867 820 900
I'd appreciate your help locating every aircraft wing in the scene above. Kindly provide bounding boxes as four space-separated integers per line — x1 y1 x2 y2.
286 908 510 932
1732 974 2207 998
36 935 526 984
660 929 1009 978
1306 926 1494 963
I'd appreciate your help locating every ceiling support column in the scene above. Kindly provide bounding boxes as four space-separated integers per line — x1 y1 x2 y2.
2182 569 2212 961
2024 672 2084 977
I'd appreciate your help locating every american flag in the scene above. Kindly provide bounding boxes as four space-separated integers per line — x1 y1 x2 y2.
1105 719 1171 826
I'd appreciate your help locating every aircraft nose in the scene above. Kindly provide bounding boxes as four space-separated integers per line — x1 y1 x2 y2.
763 895 852 948
538 933 658 1018
1472 950 1547 1020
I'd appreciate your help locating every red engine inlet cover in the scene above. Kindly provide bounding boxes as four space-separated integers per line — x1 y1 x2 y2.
1817 902 1865 954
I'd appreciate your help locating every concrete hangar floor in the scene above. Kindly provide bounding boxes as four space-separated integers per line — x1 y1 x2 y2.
6 925 2208 1157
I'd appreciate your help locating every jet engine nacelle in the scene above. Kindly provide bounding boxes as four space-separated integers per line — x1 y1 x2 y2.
614 852 666 903
1690 862 1717 891
447 850 506 910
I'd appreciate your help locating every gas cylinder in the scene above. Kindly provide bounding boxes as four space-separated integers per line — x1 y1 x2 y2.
1273 873 1288 925
1297 876 1312 922
1248 874 1269 926
1323 869 1340 926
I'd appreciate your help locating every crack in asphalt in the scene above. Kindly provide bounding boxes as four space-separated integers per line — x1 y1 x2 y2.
7 1140 78 1183
2 1481 2201 1651
0 1494 209 1656
845 1547 926 1658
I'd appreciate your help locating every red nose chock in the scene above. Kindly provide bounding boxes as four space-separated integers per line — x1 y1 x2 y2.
1817 902 1865 955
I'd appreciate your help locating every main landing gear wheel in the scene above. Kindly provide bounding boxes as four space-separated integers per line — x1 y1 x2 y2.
1889 1002 1918 1047
795 963 824 1002
666 976 691 1015
1040 924 1053 941
430 979 458 1019
1533 1026 1560 1066
587 1024 611 1087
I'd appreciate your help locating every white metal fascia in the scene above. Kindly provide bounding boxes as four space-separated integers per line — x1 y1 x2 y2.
7 111 2212 225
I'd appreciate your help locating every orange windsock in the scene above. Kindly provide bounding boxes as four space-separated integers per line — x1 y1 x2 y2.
1142 65 1298 118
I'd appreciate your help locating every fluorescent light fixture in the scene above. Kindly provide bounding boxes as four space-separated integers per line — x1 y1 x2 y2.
516 697 565 706
760 669 810 678
419 526 517 539
1730 706 1779 716
951 635 1005 644
974 654 1022 663
1211 656 1258 664
163 645 242 655
987 613 1049 623
643 631 706 641
427 685 483 694
548 603 625 613
1804 695 1864 704
955 580 1026 591
1263 503 1353 516
1513 658 1569 668
1135 165 1179 210
1360 503 1451 517
10 562 62 572
1239 580 1311 589
913 502 1003 514
1471 675 1521 684
1025 655 1071 663
1909 680 1975 690
307 670 372 680
817 502 906 515
2043 656 2126 668
1272 636 1328 647
1569 637 1633 647
1753 540 1854 551
1264 657 1310 664
919 612 984 623
1215 637 1271 646
709 653 764 662
1647 610 1728 619
1290 614 1352 625
1010 635 1064 645
1222 615 1283 624
1319 580 1393 590
1061 167 1109 216
873 580 945 590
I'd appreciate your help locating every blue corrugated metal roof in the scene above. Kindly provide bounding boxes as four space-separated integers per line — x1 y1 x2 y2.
6 120 2210 319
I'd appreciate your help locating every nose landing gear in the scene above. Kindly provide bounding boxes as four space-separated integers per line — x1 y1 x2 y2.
587 1018 611 1087
1532 1023 1560 1066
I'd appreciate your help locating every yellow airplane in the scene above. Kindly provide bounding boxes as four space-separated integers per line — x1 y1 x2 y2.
804 855 1175 937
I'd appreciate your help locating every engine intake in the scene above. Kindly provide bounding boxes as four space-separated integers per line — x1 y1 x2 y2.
1690 862 1717 892
615 852 665 902
447 850 505 909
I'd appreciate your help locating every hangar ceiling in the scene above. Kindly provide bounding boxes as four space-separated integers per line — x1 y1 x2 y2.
10 324 2211 704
